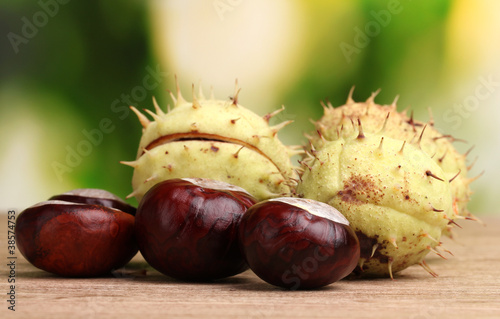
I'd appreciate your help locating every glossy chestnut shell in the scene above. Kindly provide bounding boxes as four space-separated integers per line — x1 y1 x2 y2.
135 178 257 281
15 190 138 277
49 188 136 216
238 198 360 290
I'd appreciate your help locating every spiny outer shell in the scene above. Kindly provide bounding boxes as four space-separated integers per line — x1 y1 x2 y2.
127 94 297 203
311 96 471 219
132 141 290 203
297 133 454 277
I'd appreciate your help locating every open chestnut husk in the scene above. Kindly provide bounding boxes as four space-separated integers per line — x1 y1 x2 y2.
15 189 138 277
238 197 360 290
135 178 257 281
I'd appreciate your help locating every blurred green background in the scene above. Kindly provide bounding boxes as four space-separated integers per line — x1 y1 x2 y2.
1 0 498 214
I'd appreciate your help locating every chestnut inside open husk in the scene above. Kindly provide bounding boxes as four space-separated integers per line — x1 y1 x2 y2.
15 189 138 277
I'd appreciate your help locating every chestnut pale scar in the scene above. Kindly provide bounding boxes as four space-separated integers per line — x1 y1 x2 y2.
142 132 285 175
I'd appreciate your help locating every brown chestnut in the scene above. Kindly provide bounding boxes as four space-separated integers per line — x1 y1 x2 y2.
15 189 138 277
238 197 360 290
135 178 257 281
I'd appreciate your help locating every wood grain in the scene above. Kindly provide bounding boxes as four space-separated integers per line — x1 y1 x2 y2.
1 213 499 319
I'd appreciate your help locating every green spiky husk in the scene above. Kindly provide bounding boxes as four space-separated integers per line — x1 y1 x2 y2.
123 81 299 203
308 90 473 220
297 129 455 277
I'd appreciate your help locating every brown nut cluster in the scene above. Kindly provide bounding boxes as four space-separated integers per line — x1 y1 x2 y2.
134 178 360 289
17 181 360 289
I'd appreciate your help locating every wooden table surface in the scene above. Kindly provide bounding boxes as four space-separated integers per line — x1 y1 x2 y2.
1 213 499 319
